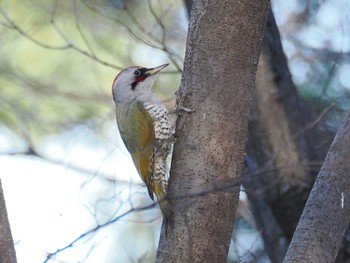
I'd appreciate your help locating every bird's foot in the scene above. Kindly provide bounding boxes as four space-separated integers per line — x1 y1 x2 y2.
175 105 195 115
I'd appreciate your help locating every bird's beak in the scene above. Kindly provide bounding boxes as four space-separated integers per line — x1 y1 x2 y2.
145 63 169 76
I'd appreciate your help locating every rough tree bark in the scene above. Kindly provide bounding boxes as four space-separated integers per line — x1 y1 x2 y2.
0 180 17 263
283 108 350 262
156 0 270 262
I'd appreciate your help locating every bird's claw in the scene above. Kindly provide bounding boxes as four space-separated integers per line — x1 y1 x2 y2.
176 105 195 115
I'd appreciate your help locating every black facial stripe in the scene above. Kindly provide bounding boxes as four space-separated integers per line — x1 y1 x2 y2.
131 82 137 90
131 67 150 90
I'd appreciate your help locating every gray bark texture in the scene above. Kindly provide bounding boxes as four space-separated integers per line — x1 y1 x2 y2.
156 0 270 262
283 108 350 263
0 180 17 263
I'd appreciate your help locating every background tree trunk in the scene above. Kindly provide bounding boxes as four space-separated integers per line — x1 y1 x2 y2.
283 108 350 263
244 8 319 262
156 0 270 262
0 180 17 263
245 7 350 262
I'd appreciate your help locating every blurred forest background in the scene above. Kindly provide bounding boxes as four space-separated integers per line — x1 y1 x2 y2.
0 0 349 262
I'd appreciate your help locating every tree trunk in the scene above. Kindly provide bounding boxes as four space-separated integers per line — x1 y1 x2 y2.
156 0 270 262
244 8 318 262
0 180 17 263
240 6 350 263
249 8 317 236
244 7 350 262
283 108 350 263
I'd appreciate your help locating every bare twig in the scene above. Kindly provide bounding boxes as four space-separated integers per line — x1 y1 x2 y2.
0 6 70 50
3 148 142 187
293 98 344 139
73 0 96 58
80 0 183 73
41 155 346 262
43 201 159 263
50 1 123 70
147 0 183 72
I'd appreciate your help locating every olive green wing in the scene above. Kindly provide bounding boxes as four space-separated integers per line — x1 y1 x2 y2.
116 101 155 199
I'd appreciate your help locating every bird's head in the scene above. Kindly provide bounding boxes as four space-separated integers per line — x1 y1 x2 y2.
112 63 169 103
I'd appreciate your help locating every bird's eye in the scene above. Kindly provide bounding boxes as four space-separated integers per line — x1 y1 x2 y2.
134 70 141 76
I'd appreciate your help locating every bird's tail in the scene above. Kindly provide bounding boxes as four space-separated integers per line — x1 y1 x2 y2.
154 182 172 224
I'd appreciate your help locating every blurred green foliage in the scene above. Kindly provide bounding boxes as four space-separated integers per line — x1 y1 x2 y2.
1 0 349 146
0 0 185 143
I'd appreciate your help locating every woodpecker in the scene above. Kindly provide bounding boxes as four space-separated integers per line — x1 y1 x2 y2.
112 63 172 221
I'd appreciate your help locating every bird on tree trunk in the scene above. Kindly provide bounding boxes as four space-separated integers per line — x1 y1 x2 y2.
112 63 172 221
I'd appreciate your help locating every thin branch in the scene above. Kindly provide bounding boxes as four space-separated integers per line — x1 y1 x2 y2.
73 0 96 58
293 98 344 139
0 65 110 102
147 0 183 72
0 6 70 50
0 2 181 73
44 201 159 263
80 0 183 73
41 156 343 262
147 0 166 45
0 4 124 70
3 148 142 187
50 1 123 70
80 0 162 49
